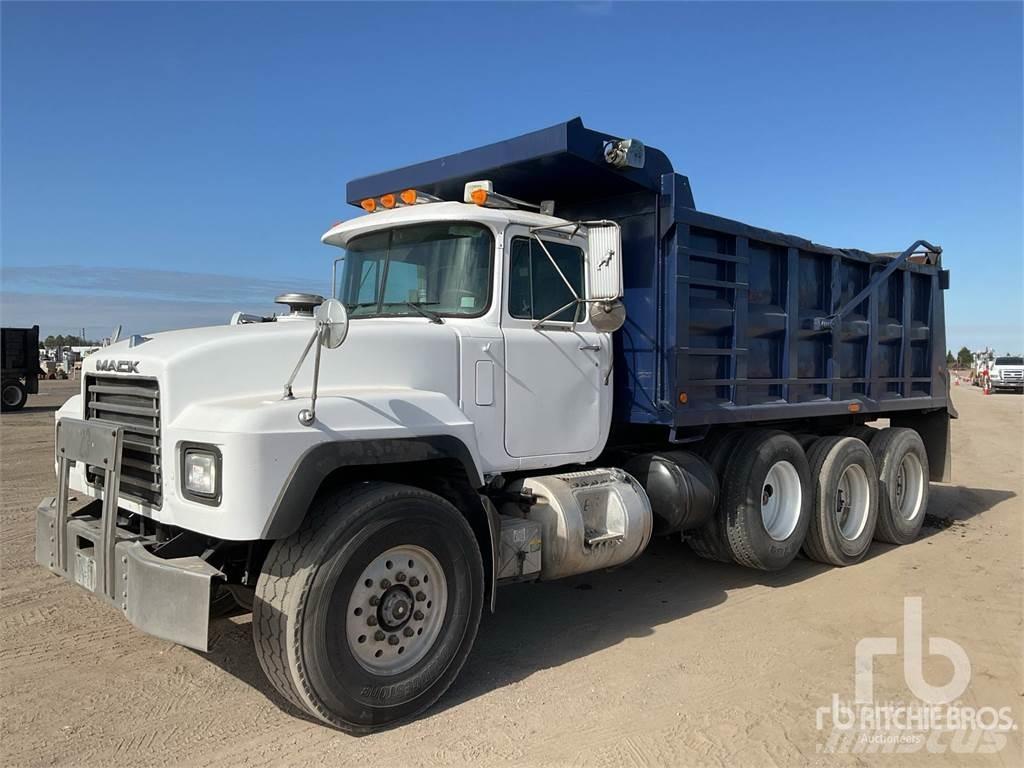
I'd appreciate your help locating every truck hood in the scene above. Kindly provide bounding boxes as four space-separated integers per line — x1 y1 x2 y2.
82 318 463 424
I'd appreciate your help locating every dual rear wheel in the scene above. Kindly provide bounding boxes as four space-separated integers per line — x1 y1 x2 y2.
689 426 930 569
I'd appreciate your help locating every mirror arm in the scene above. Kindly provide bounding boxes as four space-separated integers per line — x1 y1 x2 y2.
282 327 319 400
298 332 323 427
529 232 581 301
532 298 580 330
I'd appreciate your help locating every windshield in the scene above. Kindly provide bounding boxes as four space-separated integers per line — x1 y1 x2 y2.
334 222 493 319
995 357 1023 366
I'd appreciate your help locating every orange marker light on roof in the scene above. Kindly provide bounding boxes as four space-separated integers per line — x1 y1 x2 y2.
470 188 488 206
360 198 377 213
380 193 397 209
400 189 418 205
848 402 861 413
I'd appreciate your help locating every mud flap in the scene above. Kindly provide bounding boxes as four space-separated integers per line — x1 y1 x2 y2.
891 409 952 483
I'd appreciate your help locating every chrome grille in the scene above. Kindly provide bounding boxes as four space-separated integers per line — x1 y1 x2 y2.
85 375 162 506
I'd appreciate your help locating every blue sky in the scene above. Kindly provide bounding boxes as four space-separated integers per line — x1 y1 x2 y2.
2 1 1021 353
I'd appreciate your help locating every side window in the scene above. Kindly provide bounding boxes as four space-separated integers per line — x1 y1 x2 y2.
508 238 585 322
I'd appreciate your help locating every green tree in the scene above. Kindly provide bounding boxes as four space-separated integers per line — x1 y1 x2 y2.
957 346 973 368
946 350 955 366
42 334 99 349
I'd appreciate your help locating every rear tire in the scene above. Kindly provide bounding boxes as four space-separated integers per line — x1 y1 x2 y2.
721 430 812 570
253 482 484 732
1 380 26 412
803 437 879 566
687 431 744 562
870 428 929 545
794 433 820 451
841 425 878 445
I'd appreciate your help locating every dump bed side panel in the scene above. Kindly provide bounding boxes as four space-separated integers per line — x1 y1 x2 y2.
666 205 951 427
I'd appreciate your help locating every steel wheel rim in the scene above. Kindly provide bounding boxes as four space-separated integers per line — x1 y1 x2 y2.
835 464 871 540
761 460 802 541
1 384 21 407
894 453 925 522
346 544 447 675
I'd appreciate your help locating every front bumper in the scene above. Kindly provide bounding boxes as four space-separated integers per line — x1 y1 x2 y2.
991 380 1024 392
35 497 223 651
37 417 223 651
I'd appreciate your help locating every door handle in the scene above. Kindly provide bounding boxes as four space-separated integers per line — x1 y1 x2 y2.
579 343 600 351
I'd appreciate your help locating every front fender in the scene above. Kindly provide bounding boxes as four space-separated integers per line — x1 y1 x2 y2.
170 389 485 540
261 433 485 539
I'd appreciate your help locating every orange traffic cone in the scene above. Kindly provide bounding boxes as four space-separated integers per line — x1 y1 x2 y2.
983 380 991 395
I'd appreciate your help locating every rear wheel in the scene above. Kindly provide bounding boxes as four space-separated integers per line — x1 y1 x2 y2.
871 428 929 545
721 430 812 570
1 380 26 412
253 482 484 732
794 433 820 451
687 431 744 562
841 425 878 445
803 437 879 566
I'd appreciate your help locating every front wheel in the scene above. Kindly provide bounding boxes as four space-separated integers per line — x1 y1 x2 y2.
253 482 484 732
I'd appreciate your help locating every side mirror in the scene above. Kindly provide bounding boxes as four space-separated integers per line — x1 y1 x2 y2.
586 222 623 301
317 298 349 349
283 298 350 427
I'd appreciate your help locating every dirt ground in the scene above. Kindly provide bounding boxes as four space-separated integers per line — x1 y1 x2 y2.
1 379 1021 767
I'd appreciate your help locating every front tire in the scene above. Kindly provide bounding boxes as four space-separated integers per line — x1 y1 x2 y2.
253 482 484 733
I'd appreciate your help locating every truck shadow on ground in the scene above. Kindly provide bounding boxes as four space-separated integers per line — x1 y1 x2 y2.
200 483 1014 730
4 403 62 415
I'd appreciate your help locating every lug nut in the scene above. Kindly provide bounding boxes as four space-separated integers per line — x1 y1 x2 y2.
409 577 420 587
368 595 380 606
366 615 377 626
413 610 424 621
388 635 399 646
403 627 414 637
380 578 391 589
415 591 426 602
396 571 406 582
374 630 385 641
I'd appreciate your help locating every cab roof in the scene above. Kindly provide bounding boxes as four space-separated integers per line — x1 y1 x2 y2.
321 201 572 247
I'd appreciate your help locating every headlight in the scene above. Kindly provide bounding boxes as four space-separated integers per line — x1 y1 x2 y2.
181 444 222 503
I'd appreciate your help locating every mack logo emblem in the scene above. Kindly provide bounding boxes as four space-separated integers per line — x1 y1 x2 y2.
96 360 140 373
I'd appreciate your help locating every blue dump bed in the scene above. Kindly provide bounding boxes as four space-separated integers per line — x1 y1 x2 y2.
348 118 954 434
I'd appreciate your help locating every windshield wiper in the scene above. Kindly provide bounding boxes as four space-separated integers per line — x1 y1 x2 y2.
404 302 444 324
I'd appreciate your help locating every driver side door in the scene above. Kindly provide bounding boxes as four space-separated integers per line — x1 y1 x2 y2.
501 228 604 460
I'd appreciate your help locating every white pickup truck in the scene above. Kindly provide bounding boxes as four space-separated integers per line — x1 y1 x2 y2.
989 356 1024 393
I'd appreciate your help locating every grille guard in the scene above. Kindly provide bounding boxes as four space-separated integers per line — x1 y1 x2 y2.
37 417 222 651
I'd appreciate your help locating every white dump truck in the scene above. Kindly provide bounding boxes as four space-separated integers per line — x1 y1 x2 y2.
36 119 955 732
